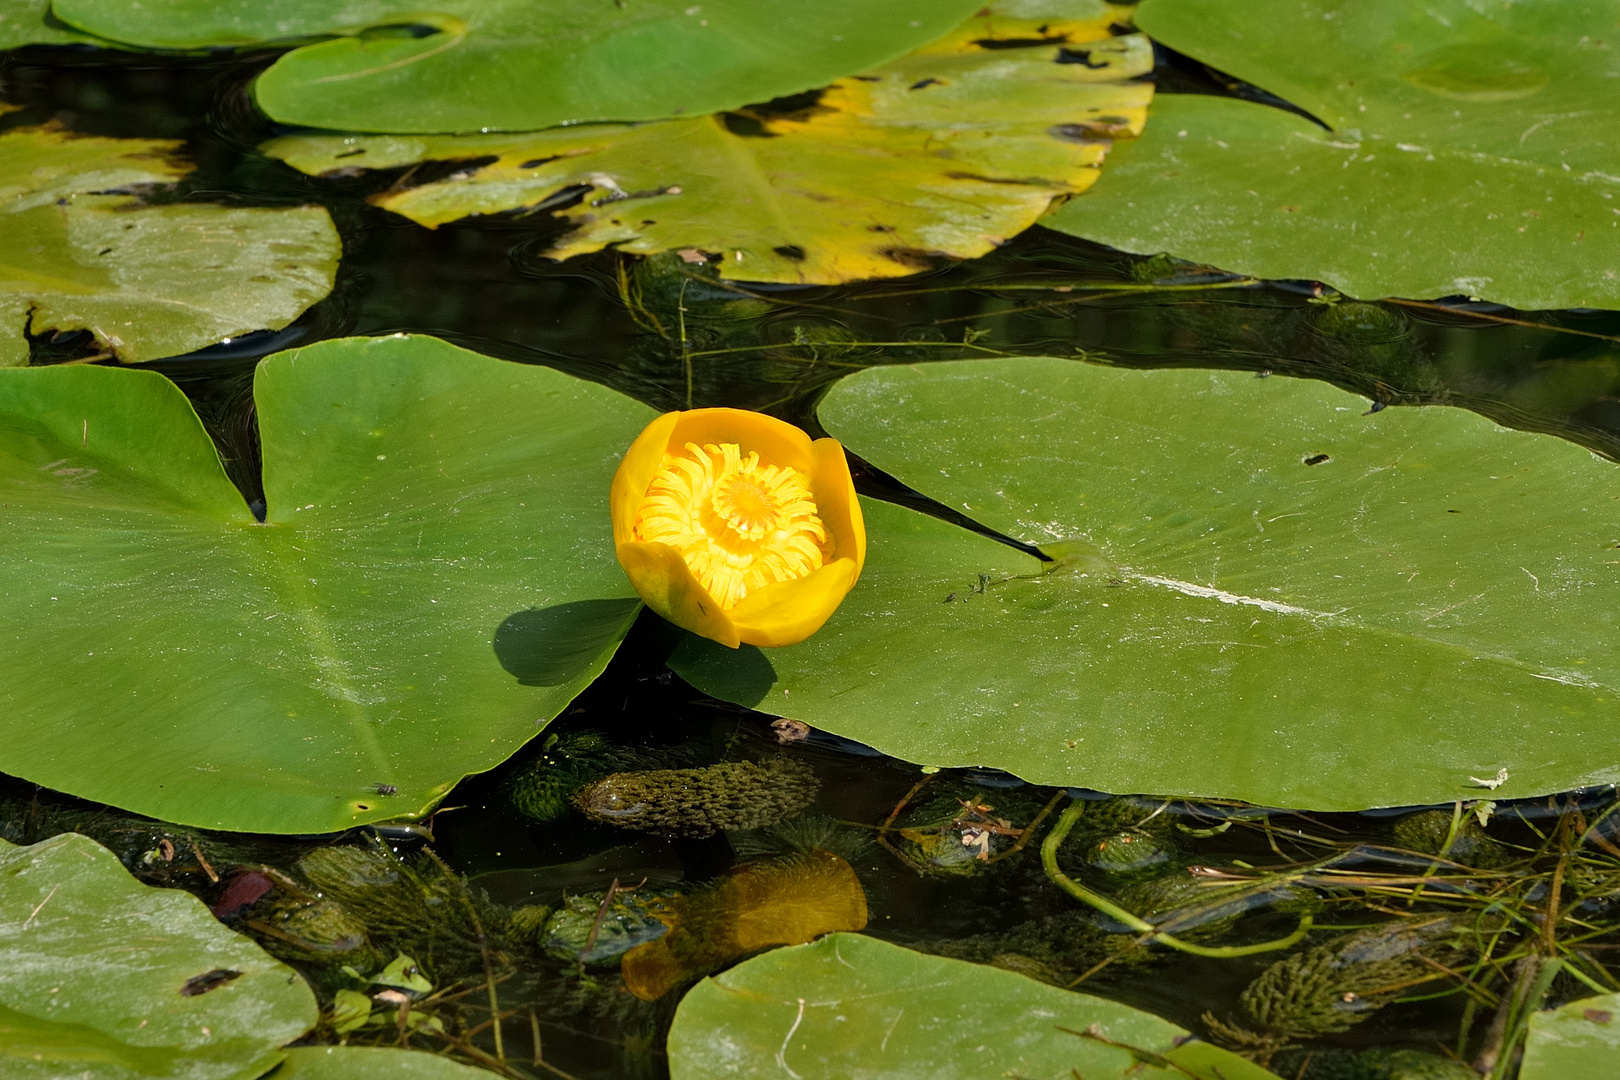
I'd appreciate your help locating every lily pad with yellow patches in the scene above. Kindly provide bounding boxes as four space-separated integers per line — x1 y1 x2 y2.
263 11 1152 285
0 126 338 365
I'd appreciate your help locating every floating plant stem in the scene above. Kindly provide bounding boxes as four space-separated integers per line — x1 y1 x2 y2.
1386 298 1620 346
1040 801 1312 959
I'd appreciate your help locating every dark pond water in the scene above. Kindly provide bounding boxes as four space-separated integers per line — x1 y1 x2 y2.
5 43 1620 1080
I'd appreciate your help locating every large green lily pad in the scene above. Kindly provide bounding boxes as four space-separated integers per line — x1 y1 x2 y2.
52 0 980 134
273 1046 495 1078
0 334 651 834
673 357 1620 810
0 832 315 1080
1 126 339 366
1522 992 1620 1079
667 933 1277 1079
264 3 1151 285
1046 0 1620 309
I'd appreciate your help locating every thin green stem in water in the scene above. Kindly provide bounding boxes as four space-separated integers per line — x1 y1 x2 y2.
1040 801 1312 959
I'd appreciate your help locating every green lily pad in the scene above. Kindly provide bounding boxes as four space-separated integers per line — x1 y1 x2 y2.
1045 95 1620 311
673 357 1620 810
0 334 651 833
1045 0 1620 309
1 0 91 46
667 933 1278 1079
0 832 315 1080
52 0 980 135
1522 992 1620 1079
263 6 1151 285
1 126 339 366
274 1046 496 1078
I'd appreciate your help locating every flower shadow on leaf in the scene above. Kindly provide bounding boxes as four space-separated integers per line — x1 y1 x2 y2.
492 598 642 687
669 634 777 708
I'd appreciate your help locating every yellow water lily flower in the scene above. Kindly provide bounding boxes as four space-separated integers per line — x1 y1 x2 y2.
611 409 865 648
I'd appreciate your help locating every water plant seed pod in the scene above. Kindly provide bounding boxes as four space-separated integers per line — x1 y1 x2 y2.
610 408 865 648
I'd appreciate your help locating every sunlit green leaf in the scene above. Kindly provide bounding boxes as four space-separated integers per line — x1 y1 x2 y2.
1137 0 1619 165
1522 992 1620 1080
52 0 981 135
0 832 315 1080
263 7 1151 284
1046 0 1620 308
0 334 650 834
0 0 90 47
0 126 339 365
667 933 1278 1079
673 357 1620 810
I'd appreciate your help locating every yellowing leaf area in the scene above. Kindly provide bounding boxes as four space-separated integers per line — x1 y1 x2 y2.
267 3 1151 284
1 125 338 365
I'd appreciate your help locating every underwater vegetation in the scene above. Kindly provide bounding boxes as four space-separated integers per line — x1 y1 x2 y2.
573 760 821 837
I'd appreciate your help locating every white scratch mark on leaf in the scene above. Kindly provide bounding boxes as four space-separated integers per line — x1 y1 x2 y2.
776 997 806 1079
1132 575 1341 618
1531 671 1597 688
880 1007 904 1052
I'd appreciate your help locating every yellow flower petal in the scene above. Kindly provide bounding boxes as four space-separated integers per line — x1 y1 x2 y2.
615 540 740 649
729 558 858 648
809 436 865 581
610 411 680 545
611 408 864 649
670 408 815 474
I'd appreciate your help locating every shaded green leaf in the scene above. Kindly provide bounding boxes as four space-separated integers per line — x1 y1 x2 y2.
667 933 1278 1079
0 126 339 365
52 0 981 134
0 335 650 833
0 832 315 1080
673 357 1620 810
264 10 1152 285
1046 0 1620 308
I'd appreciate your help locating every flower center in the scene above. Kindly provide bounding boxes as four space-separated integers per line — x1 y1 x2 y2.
635 441 827 611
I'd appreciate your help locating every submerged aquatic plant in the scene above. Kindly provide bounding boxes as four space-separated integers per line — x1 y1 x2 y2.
539 890 671 967
505 730 690 823
611 408 864 647
573 759 820 838
1204 918 1472 1064
619 849 869 1000
731 812 874 864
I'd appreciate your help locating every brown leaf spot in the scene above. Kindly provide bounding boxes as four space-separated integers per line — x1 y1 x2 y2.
181 969 241 997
